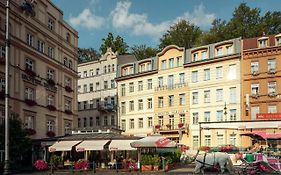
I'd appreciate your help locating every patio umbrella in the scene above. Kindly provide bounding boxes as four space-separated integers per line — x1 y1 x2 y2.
130 134 177 148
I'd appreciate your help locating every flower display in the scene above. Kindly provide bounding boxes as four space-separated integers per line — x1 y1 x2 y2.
46 131 56 137
47 79 56 86
24 68 37 77
155 124 161 129
178 123 184 128
74 159 89 170
65 109 73 115
34 159 48 171
65 86 73 92
24 99 37 106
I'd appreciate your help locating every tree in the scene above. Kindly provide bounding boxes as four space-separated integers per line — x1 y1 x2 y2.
260 11 281 35
78 48 100 63
131 45 159 60
100 33 129 55
159 20 202 49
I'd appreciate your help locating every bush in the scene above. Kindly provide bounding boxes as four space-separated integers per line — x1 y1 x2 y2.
141 154 153 165
49 155 62 168
152 155 161 165
34 160 48 171
74 159 89 170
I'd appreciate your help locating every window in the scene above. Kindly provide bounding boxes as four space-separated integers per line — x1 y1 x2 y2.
25 87 35 100
68 60 72 69
268 81 276 94
229 87 236 103
138 118 143 128
140 64 145 72
96 116 100 126
96 82 100 90
230 109 237 121
169 115 174 129
179 93 185 106
66 33 70 43
129 82 134 93
216 66 223 79
129 101 134 111
83 101 87 109
168 95 174 106
64 121 71 134
148 117 152 128
104 81 108 89
47 46 54 58
202 51 207 60
251 83 259 96
268 59 276 72
176 56 182 67
147 62 152 71
121 84 125 96
63 57 67 66
192 71 198 83
251 62 259 74
47 68 55 80
226 45 233 54
25 58 34 70
129 67 134 74
158 97 163 108
37 40 45 53
179 73 185 84
193 53 198 61
0 46 5 60
259 39 267 48
193 112 199 125
138 99 143 110
230 134 236 146
65 99 72 111
147 98 152 109
89 69 94 76
47 120 55 131
193 136 199 149
192 92 198 104
217 135 224 146
104 116 108 126
111 97 115 106
121 120 126 130
228 64 236 80
26 33 33 46
147 79 152 90
204 90 210 103
111 115 115 126
48 18 54 30
216 89 223 102
104 66 107 74
180 114 185 124
83 71 87 77
25 115 34 129
169 58 174 68
251 106 259 120
89 83 93 92
168 75 174 87
96 68 100 75
268 105 277 113
108 65 111 72
111 80 115 88
276 37 281 45
121 102 126 114
216 47 222 56
158 77 163 87
129 119 134 129
78 118 81 128
138 81 143 91
83 84 87 93
217 110 223 121
89 100 94 109
0 78 5 91
47 94 55 105
161 60 166 70
204 69 210 81
89 117 93 127
204 111 211 122
205 135 211 146
158 116 163 126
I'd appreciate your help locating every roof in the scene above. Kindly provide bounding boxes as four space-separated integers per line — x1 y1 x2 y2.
117 55 137 65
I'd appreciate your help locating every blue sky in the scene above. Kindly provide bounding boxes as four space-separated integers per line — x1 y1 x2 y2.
52 0 281 51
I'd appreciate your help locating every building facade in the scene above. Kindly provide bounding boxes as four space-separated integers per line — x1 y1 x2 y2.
0 0 78 139
154 45 190 144
185 38 242 149
77 49 119 131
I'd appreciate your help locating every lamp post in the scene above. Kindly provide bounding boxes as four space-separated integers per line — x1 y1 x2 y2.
4 0 10 174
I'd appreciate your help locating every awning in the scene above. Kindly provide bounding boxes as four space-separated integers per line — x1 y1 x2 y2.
76 140 110 152
109 140 137 151
130 134 177 148
241 132 281 140
48 140 82 152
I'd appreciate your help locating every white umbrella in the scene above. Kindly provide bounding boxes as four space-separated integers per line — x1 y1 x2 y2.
130 134 177 148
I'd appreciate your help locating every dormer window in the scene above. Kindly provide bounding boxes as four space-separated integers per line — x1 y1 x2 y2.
216 47 222 56
275 34 281 46
259 40 266 48
140 64 145 72
202 51 207 60
193 53 198 61
147 62 152 71
258 36 268 48
226 45 233 54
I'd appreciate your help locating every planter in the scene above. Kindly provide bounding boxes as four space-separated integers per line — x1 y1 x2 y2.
141 165 152 171
46 131 56 137
24 99 37 106
65 86 73 92
153 165 159 171
47 105 56 111
24 68 36 77
25 128 36 135
178 123 184 128
47 79 56 86
65 109 73 115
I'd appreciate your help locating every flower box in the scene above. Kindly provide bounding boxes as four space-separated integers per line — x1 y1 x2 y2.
25 128 36 135
47 105 56 111
34 160 48 171
46 131 56 137
178 123 184 128
24 68 37 77
65 109 73 115
65 86 73 92
47 79 56 86
141 165 152 171
155 124 161 129
74 159 89 170
24 99 37 106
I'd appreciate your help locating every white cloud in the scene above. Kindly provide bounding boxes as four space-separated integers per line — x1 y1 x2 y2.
110 1 216 38
69 9 104 29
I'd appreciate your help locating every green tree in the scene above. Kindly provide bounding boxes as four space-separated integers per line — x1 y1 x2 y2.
100 33 129 55
159 20 202 49
78 48 100 63
260 11 281 35
131 45 159 60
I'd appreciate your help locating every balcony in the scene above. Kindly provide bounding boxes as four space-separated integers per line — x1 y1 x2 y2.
98 103 116 113
155 83 188 91
156 123 189 134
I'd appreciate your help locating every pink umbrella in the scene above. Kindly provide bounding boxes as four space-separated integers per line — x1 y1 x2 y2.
130 134 176 148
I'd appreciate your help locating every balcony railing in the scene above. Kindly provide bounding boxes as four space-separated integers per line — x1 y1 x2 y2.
156 123 189 132
155 82 188 91
98 103 117 112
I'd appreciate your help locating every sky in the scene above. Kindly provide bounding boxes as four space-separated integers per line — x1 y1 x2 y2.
52 0 281 51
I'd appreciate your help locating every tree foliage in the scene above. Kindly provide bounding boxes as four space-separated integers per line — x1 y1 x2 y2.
100 33 129 55
78 48 100 63
159 20 202 49
131 45 159 60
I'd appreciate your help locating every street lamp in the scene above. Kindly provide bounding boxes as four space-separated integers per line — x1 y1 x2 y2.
4 0 10 174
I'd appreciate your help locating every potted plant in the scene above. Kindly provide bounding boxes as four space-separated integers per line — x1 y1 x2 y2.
47 105 56 111
141 155 153 171
178 123 184 128
24 99 37 106
152 155 160 171
64 109 73 115
46 131 56 137
74 159 89 170
65 86 73 92
164 156 173 171
49 155 62 169
34 159 48 171
155 124 161 129
47 79 56 86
